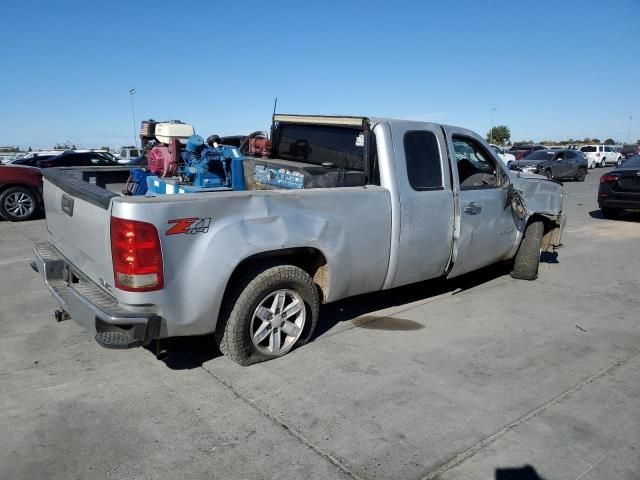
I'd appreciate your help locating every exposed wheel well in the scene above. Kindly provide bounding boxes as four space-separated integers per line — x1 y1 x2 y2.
528 214 560 252
223 247 330 304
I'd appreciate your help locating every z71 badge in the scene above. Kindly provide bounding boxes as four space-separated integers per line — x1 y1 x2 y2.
166 217 211 235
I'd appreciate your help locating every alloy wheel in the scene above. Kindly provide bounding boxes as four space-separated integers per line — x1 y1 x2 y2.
250 289 306 356
3 191 35 219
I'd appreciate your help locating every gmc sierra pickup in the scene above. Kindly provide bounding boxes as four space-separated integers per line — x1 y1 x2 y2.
33 114 565 365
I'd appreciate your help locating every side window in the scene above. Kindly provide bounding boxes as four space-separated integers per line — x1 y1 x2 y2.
453 137 500 189
566 151 577 159
63 154 89 166
89 154 112 165
403 131 443 190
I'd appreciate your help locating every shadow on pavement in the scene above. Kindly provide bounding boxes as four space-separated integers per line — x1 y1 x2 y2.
589 209 640 222
495 464 545 479
150 261 515 370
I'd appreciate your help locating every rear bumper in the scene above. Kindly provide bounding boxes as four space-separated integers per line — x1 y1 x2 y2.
33 242 161 347
598 191 640 210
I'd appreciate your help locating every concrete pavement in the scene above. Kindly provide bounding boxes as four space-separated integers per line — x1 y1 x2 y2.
0 168 638 479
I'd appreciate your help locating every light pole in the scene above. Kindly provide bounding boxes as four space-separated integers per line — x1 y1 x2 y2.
129 89 138 148
490 107 497 144
628 115 633 144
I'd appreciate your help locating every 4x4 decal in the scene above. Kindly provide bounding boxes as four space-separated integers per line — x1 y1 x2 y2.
166 217 211 235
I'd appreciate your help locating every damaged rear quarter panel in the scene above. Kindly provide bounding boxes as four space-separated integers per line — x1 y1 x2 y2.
111 187 392 336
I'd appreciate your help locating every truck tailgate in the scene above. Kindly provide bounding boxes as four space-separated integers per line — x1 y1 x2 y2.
42 168 118 289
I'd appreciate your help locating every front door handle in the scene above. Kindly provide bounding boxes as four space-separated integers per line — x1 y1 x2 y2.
464 202 482 215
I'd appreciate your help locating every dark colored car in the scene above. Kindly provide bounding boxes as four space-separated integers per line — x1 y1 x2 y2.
510 149 588 181
509 144 546 160
37 151 118 168
620 144 640 160
0 164 43 221
8 153 58 166
598 155 640 218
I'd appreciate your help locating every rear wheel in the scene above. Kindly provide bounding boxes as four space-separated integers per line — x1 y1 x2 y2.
0 186 38 222
574 167 587 182
601 207 620 219
216 264 319 366
511 219 544 281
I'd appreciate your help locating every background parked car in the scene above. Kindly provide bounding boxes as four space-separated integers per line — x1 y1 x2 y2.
598 155 640 218
489 144 515 165
620 144 640 161
509 144 546 160
0 164 42 221
579 145 621 168
3 151 60 166
116 146 142 164
37 150 119 168
509 149 588 181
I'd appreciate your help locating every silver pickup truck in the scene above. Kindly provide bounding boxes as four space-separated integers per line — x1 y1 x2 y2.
33 115 565 365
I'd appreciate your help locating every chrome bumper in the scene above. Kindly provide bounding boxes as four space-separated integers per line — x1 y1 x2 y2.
33 243 161 347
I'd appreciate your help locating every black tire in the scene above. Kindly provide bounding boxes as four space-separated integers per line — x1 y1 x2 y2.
511 220 544 280
544 169 553 180
0 186 38 222
574 167 587 182
601 207 620 219
216 264 319 366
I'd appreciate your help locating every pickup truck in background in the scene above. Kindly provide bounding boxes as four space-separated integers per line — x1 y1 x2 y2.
33 114 565 365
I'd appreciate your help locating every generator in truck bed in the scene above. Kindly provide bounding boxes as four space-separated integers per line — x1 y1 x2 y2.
130 115 375 196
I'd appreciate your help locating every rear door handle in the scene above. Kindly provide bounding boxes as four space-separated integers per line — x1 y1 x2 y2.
464 202 481 215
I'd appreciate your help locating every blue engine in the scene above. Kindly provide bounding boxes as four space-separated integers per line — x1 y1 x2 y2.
179 135 245 190
138 134 245 196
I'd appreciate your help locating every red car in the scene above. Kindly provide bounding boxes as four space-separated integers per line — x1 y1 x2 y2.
0 164 43 221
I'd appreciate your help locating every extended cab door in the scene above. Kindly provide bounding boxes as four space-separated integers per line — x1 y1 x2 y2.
383 122 455 288
444 127 518 277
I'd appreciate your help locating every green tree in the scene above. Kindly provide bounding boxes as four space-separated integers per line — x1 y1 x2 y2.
100 146 110 152
28 146 32 152
486 125 511 145
604 138 615 145
592 138 601 144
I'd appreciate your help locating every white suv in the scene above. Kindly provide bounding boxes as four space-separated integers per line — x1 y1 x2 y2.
579 145 621 168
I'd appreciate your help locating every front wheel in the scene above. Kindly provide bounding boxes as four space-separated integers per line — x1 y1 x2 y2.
600 159 606 167
216 264 319 366
544 169 553 180
0 186 38 221
574 167 587 182
511 220 544 280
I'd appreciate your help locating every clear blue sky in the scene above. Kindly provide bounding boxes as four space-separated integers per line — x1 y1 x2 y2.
1 0 639 149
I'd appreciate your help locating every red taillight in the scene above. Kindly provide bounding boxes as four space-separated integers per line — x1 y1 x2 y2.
600 174 618 183
110 217 163 292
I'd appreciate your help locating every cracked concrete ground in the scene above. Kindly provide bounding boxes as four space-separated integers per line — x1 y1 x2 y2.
1 168 639 479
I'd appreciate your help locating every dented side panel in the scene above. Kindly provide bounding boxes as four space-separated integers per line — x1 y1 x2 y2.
110 187 392 337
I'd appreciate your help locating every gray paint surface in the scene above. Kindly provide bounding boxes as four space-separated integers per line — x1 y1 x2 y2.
1 167 639 479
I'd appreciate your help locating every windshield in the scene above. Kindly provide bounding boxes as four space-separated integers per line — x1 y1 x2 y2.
524 151 555 160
